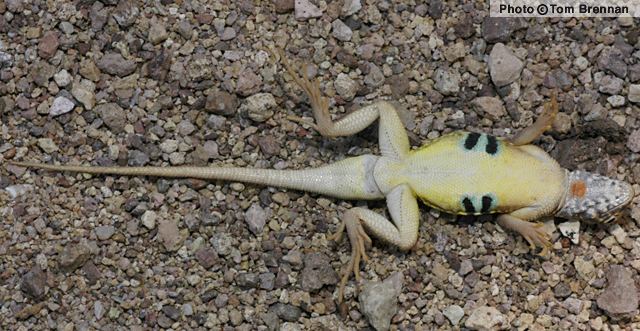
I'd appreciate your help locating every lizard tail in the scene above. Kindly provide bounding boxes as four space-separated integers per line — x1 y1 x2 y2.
8 156 383 200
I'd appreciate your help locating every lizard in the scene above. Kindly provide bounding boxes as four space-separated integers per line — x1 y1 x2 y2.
6 50 636 303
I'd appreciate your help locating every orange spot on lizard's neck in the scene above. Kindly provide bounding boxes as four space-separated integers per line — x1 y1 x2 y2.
571 180 587 198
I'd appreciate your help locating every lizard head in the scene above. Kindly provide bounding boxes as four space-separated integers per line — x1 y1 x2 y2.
556 170 634 224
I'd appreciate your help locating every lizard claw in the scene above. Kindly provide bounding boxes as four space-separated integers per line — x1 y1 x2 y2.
335 211 372 303
327 219 345 243
523 223 552 256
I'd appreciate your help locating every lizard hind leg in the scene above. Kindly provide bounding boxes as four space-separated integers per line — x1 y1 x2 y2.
329 185 420 303
509 92 558 146
277 49 334 136
497 214 552 256
328 208 373 303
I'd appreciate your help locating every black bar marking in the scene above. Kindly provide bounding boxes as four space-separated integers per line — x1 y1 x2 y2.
464 133 481 150
481 195 493 213
462 197 475 213
486 135 498 155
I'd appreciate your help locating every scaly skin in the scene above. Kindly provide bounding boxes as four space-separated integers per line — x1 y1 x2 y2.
6 51 635 303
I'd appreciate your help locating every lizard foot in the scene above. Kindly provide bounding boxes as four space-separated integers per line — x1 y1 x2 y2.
509 92 558 146
332 210 372 303
276 48 335 137
540 92 559 132
497 215 552 257
522 223 552 257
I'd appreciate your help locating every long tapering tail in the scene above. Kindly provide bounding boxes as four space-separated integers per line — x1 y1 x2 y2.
7 156 383 200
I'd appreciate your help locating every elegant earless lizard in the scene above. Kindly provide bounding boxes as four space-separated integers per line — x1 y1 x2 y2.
7 51 635 302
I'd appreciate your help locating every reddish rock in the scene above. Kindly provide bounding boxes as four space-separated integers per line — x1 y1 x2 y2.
38 31 59 59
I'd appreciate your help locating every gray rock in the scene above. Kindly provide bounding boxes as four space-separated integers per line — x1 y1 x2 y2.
334 73 358 100
364 63 385 87
489 43 523 87
95 225 115 240
97 103 127 133
240 93 277 122
258 135 280 156
21 267 47 300
0 51 12 69
128 150 149 166
434 67 461 95
295 0 323 20
236 68 262 96
4 184 31 200
552 112 572 134
260 272 276 290
598 47 627 78
607 95 625 107
191 91 224 118
220 27 236 41
282 250 303 266
182 303 193 316
443 305 464 325
72 81 96 110
79 59 101 82
554 282 572 298
236 272 260 288
59 242 92 272
471 96 505 121
177 20 193 39
141 210 157 229
543 69 572 90
59 21 75 35
482 17 527 43
49 96 75 116
5 0 24 12
332 19 352 41
270 303 301 322
158 219 185 251
458 259 473 276
148 22 168 44
245 203 267 235
597 265 639 318
274 0 295 13
195 247 218 269
177 120 195 136
31 61 56 87
598 75 623 95
53 69 72 87
37 138 58 154
628 84 640 103
300 253 339 291
211 233 234 256
342 0 362 16
465 306 506 331
90 2 108 31
629 64 640 82
94 301 104 320
627 130 640 153
359 272 403 331
162 305 181 321
98 53 137 77
112 0 139 28
563 297 584 315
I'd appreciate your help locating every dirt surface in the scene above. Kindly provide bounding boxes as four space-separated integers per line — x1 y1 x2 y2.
2 1 640 330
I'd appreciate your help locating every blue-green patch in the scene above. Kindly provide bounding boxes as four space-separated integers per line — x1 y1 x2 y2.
460 193 498 214
460 133 501 156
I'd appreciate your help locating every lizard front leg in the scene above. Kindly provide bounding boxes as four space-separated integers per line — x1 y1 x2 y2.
279 50 410 160
329 184 419 302
497 214 552 256
509 93 558 146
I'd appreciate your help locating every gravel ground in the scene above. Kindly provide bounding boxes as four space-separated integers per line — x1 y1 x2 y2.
2 0 640 330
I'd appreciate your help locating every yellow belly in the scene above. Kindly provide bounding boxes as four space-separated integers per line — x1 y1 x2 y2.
394 132 565 215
